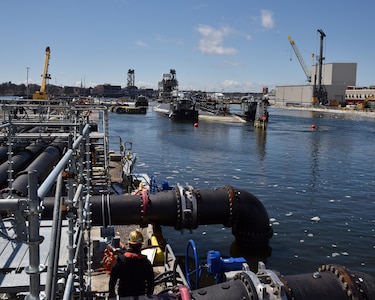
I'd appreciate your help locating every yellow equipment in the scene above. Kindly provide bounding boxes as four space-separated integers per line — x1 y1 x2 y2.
33 46 51 100
288 35 313 83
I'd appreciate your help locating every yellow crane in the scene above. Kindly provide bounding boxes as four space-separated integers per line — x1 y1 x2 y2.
33 46 51 100
288 35 314 82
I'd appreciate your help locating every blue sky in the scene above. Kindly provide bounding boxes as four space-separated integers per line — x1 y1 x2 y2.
1 1 374 93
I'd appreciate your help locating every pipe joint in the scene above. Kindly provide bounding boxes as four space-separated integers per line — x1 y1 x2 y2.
176 183 198 231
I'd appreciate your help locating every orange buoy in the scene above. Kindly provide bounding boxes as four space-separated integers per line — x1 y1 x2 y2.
311 124 316 129
194 123 199 128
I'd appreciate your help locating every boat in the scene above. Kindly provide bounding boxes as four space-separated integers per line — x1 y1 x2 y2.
135 95 149 107
198 96 246 123
168 91 198 122
112 104 147 114
154 70 198 122
236 95 270 128
109 96 149 114
154 93 198 122
0 99 374 299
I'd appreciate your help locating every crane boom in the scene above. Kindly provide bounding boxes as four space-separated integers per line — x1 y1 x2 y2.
33 46 51 100
288 35 312 82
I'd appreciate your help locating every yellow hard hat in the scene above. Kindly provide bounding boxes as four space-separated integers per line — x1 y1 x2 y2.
129 230 143 245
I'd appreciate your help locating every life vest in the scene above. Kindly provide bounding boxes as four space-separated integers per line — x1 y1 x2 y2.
124 252 146 259
101 247 116 274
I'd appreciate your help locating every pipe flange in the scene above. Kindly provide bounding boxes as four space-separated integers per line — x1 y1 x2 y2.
176 183 197 231
185 184 197 229
318 264 365 300
233 272 258 300
195 189 202 225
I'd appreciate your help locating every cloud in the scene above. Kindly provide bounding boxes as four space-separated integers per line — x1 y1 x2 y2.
222 60 243 67
260 10 275 29
221 79 262 93
222 79 242 90
196 25 238 55
135 40 147 47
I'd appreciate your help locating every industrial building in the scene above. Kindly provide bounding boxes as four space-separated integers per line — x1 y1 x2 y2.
275 62 357 106
275 29 359 107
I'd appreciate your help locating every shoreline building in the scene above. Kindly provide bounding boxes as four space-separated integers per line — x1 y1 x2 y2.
275 63 357 106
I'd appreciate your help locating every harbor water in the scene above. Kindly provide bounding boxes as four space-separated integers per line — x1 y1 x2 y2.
108 104 375 276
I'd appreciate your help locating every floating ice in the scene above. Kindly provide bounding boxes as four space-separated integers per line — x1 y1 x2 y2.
307 233 314 237
311 216 321 222
285 212 293 217
269 218 277 222
332 252 340 257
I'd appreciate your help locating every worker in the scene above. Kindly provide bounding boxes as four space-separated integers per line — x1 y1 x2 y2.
108 230 155 298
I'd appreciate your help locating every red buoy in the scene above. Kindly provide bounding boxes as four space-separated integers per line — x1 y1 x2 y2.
311 124 316 129
194 123 199 128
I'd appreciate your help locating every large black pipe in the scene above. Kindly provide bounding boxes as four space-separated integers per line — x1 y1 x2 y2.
105 265 375 300
42 186 273 249
282 264 375 300
0 142 28 165
0 144 46 190
11 141 66 196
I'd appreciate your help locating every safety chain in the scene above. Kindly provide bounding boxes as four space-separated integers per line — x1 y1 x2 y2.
173 185 182 230
318 264 367 300
223 185 235 227
139 190 148 225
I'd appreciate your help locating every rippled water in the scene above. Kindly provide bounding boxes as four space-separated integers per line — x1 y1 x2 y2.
109 104 375 276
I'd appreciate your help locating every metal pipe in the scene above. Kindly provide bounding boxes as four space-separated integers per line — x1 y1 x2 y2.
38 123 89 200
45 173 64 300
106 264 375 300
62 273 74 300
38 149 73 200
283 264 375 300
11 144 63 196
25 170 44 300
0 144 45 189
0 143 27 165
42 185 273 249
66 135 75 277
0 198 23 211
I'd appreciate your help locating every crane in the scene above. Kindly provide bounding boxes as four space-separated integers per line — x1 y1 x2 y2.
288 35 313 82
312 29 328 105
33 46 51 100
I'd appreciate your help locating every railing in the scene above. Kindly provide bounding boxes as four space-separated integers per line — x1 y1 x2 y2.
0 103 110 299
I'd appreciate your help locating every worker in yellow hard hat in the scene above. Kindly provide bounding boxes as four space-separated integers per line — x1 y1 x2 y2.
108 230 154 297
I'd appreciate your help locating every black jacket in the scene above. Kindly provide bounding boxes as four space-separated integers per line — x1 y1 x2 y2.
109 251 154 297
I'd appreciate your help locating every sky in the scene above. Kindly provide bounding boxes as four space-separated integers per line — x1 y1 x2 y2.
1 1 374 93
